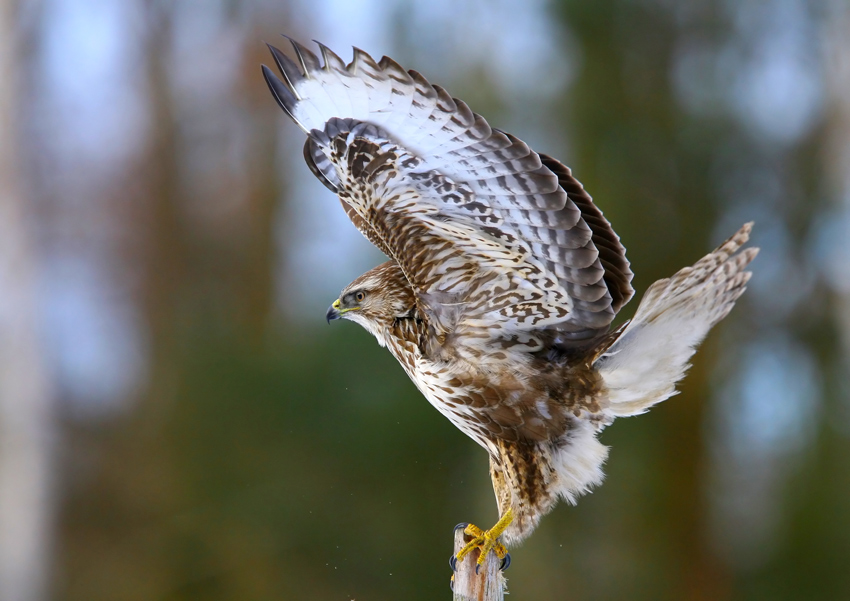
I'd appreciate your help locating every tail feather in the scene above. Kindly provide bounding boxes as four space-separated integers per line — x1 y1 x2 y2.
594 222 758 418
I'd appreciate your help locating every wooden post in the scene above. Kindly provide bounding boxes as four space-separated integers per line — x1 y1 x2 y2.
451 529 506 601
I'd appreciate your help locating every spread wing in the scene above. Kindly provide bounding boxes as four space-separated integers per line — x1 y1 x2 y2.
263 38 634 352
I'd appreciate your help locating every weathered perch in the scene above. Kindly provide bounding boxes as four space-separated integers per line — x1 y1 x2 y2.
451 528 506 601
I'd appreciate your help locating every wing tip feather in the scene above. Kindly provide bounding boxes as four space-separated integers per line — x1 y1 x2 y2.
261 63 301 126
314 40 346 72
266 42 304 98
349 46 383 77
282 34 321 76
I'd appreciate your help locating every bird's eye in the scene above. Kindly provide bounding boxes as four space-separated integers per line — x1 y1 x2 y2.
355 291 366 302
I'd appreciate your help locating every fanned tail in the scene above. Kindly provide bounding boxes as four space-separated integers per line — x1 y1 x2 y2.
594 222 758 418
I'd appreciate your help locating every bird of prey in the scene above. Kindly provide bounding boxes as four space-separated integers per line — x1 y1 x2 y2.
262 38 757 570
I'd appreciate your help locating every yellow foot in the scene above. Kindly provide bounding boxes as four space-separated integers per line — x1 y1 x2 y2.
450 508 513 574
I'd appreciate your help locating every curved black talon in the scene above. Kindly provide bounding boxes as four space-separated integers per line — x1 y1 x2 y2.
500 553 511 571
449 555 458 572
475 563 482 575
453 522 469 533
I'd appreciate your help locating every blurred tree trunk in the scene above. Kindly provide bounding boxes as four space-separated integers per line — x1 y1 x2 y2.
824 8 850 599
0 1 54 600
240 36 281 345
59 6 186 598
553 1 731 598
140 1 185 415
57 5 290 597
827 0 850 348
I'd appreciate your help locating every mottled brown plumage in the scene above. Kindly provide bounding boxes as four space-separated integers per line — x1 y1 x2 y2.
264 39 758 548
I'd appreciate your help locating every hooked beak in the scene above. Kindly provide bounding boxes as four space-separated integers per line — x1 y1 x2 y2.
326 299 342 324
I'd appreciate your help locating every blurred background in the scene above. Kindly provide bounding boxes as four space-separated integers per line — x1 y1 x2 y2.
1 0 848 599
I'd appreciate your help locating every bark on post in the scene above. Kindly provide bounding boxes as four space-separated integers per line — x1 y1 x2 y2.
451 529 505 601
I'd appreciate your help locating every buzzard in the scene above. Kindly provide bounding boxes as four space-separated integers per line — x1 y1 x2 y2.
262 38 757 569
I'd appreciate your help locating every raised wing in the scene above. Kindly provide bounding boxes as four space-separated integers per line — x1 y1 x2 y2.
263 38 633 347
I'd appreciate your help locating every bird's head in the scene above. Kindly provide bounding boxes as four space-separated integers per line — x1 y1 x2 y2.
325 261 415 341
